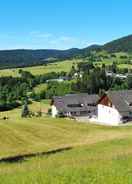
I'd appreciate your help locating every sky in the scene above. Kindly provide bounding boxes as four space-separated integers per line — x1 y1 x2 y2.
0 0 132 50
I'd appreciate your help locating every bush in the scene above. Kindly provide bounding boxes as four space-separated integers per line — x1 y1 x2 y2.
21 101 30 118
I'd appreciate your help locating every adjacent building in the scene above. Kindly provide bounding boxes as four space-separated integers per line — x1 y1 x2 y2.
51 94 99 118
51 90 132 126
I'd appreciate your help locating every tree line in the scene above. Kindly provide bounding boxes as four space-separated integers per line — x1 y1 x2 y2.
43 62 132 98
0 61 132 112
0 70 64 111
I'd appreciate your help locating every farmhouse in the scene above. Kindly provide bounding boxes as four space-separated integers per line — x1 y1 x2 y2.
51 94 99 118
97 90 132 125
51 90 132 126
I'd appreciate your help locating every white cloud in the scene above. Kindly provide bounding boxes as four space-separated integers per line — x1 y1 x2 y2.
29 32 77 47
0 31 90 50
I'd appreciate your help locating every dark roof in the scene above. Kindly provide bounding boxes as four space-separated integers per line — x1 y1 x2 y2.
53 94 99 113
107 90 132 117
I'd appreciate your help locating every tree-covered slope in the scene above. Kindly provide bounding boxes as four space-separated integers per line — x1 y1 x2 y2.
0 34 132 69
103 34 132 53
0 48 81 69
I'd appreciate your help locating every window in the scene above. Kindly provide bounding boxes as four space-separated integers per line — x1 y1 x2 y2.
87 103 96 107
129 103 132 106
68 104 82 108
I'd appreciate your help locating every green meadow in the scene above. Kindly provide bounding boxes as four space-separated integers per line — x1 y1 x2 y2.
0 59 81 77
0 54 131 78
0 101 132 183
0 56 132 183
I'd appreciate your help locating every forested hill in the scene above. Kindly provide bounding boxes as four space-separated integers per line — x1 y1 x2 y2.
78 34 132 54
0 45 102 69
0 34 132 69
0 48 81 69
103 34 132 53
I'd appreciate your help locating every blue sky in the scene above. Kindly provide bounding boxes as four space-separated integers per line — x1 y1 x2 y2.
0 0 131 50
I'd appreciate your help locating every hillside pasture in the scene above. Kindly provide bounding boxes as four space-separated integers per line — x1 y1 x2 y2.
0 59 81 77
0 54 132 183
1 138 132 184
0 112 132 183
0 110 132 160
0 100 132 183
94 52 132 68
0 56 131 78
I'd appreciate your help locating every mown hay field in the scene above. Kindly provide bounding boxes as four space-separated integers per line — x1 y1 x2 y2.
0 102 132 183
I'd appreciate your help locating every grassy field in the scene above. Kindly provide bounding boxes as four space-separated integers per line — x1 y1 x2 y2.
94 52 132 69
95 60 132 69
34 84 47 94
0 102 132 183
0 56 131 78
1 138 132 184
0 59 81 77
0 56 132 183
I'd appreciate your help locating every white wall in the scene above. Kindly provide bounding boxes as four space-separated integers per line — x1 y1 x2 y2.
98 104 122 126
52 105 58 118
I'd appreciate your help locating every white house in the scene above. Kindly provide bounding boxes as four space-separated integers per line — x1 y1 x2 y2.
98 104 122 126
51 90 132 126
97 90 132 125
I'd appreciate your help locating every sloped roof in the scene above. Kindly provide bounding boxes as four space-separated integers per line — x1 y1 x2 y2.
107 90 132 117
53 94 99 113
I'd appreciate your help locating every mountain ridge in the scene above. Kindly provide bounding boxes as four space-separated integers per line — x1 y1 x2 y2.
103 34 132 52
0 34 131 69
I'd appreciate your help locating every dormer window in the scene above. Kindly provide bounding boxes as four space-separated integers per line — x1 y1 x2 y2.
87 103 96 107
67 104 82 108
129 103 132 106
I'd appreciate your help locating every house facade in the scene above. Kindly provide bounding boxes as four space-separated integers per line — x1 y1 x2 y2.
51 90 132 126
51 94 99 118
97 90 132 125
